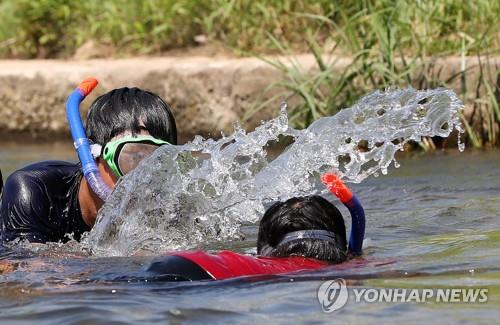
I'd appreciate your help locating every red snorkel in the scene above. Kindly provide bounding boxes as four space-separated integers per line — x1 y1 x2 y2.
321 173 354 202
321 173 365 255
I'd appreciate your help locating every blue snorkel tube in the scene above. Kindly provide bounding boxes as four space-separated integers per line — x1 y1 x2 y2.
66 77 112 201
321 173 365 256
344 195 365 255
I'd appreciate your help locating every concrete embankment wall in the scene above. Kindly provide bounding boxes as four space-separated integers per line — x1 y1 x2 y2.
0 55 497 143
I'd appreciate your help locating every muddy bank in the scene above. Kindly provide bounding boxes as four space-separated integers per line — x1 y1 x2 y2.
0 55 497 143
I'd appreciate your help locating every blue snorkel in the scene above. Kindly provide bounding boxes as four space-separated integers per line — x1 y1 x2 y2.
66 77 112 201
344 195 365 254
321 173 365 255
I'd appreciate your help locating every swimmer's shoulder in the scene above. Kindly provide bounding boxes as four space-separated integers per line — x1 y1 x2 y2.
0 160 82 242
2 160 80 197
16 160 80 178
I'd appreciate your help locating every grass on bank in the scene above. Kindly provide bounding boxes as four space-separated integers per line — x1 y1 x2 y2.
245 1 500 148
0 0 333 58
0 0 499 59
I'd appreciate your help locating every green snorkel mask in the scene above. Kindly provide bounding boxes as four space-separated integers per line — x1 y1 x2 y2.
100 135 168 178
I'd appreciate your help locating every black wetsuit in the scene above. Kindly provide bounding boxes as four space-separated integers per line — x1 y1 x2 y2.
0 161 90 243
147 255 212 281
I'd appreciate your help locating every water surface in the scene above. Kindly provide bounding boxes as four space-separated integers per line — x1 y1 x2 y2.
1 144 499 323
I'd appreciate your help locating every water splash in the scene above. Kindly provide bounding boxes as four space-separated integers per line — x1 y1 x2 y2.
82 88 464 256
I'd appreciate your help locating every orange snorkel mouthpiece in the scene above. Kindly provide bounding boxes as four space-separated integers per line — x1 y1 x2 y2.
77 77 99 96
321 172 353 203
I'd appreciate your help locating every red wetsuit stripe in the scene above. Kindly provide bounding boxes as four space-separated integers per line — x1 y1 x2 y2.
171 250 328 280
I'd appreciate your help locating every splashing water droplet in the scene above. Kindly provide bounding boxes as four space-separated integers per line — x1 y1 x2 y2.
458 131 466 152
82 88 464 256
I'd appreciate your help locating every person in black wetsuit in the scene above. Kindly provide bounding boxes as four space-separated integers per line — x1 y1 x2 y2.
0 87 177 243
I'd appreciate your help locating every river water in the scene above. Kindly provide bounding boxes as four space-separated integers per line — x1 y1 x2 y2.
0 141 499 323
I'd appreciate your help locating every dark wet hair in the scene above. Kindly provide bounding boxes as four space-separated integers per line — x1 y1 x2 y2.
257 195 347 264
86 87 177 145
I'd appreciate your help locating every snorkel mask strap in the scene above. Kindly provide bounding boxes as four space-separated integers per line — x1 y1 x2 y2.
277 230 338 246
321 173 365 256
261 230 339 256
66 77 112 201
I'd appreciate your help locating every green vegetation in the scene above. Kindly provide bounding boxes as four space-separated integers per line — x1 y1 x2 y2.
0 0 498 146
244 1 500 148
0 0 498 58
0 0 331 58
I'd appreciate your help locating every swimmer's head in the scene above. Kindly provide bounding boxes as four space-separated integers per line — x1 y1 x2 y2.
84 87 177 184
86 87 177 147
257 195 347 264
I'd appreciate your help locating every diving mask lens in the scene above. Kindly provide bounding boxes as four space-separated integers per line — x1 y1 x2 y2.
103 135 168 177
116 142 160 176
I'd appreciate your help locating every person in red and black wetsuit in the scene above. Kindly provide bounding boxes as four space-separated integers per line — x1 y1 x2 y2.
147 173 365 281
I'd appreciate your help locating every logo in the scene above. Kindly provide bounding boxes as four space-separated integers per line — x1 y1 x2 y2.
317 278 348 313
317 278 489 313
